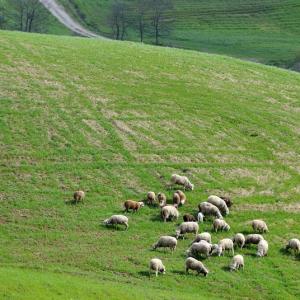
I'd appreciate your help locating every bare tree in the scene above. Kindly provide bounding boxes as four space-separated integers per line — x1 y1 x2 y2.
107 1 129 40
0 4 6 29
135 0 149 42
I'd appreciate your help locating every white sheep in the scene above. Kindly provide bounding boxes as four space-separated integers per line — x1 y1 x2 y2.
286 238 300 255
245 234 264 246
212 219 230 232
199 202 223 219
149 258 166 277
187 240 213 258
147 191 156 205
191 232 212 245
161 205 179 222
153 236 177 252
73 190 85 203
251 220 268 233
175 222 199 239
170 174 194 191
197 212 204 223
257 239 268 257
157 193 167 207
103 215 129 230
185 257 209 277
229 255 244 271
233 233 245 249
207 195 229 216
212 238 234 256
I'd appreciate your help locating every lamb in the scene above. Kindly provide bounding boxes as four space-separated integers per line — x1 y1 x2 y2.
207 195 229 216
233 233 245 249
124 200 144 212
183 214 196 222
175 190 186 205
153 236 177 252
157 193 167 207
220 196 233 208
229 255 244 271
161 205 179 222
244 234 264 246
251 220 268 233
197 212 204 223
170 174 194 191
103 215 129 230
175 222 199 239
212 238 234 256
257 239 268 257
173 192 181 206
149 258 166 277
73 190 85 203
212 219 230 232
198 202 223 219
286 238 300 255
187 240 213 258
191 232 212 245
185 257 209 277
147 191 156 205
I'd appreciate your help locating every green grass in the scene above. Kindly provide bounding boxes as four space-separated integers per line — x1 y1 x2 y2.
0 30 300 299
56 0 300 69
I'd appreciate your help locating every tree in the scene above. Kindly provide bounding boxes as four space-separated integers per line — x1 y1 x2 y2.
135 0 149 43
149 0 173 45
107 1 129 40
0 4 6 29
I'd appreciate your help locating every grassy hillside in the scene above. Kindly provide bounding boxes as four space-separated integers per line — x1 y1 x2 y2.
1 30 300 299
57 0 300 69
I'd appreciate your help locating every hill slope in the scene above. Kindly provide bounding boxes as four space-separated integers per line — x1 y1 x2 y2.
0 30 300 299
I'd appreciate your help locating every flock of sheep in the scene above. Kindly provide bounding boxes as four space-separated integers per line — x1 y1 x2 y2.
74 173 300 277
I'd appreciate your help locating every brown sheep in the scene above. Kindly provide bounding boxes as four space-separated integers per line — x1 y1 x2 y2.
183 213 196 222
175 190 186 205
147 191 156 205
220 196 233 208
157 192 167 207
124 200 144 213
173 192 181 206
73 190 85 203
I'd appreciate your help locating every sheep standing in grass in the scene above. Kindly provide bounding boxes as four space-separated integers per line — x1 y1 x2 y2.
124 200 144 213
244 234 264 246
233 233 245 249
251 220 268 233
103 215 129 230
183 214 196 222
157 193 167 207
229 255 244 271
197 212 204 223
191 232 212 245
220 196 233 208
257 239 268 257
147 191 156 205
199 202 223 219
187 240 213 258
213 239 234 256
207 195 229 216
173 192 181 206
175 222 199 239
286 238 300 255
212 219 230 232
73 190 85 203
170 174 194 191
153 236 177 252
161 205 179 222
175 190 187 205
149 258 166 277
185 257 209 277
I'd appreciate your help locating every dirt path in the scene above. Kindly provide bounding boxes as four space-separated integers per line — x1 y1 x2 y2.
39 0 106 38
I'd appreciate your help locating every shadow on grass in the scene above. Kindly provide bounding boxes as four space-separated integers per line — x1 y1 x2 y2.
138 271 150 278
221 266 230 272
171 270 186 275
65 199 82 205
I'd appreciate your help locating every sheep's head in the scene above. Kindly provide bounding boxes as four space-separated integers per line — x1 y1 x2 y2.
203 268 209 277
160 266 166 274
197 212 204 223
103 219 109 225
225 224 230 231
175 230 181 239
211 244 222 256
139 202 145 208
186 182 194 190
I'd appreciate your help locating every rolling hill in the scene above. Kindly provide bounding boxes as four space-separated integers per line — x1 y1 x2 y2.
0 30 300 299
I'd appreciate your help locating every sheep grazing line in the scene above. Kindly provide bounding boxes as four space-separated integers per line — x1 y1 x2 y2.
149 258 165 277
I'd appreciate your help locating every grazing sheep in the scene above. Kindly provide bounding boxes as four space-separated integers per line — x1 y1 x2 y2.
191 232 212 245
251 220 268 233
244 234 264 246
175 222 199 239
157 193 167 207
149 258 166 277
103 215 129 230
170 174 194 191
229 255 244 271
183 214 196 222
212 219 230 232
220 196 233 208
197 212 204 223
207 195 229 215
199 202 223 219
173 192 181 206
161 205 179 222
212 239 234 256
153 236 177 252
73 190 85 203
147 191 156 205
185 257 209 277
124 200 144 213
257 239 268 257
187 240 213 258
233 233 245 249
175 190 186 205
286 238 300 255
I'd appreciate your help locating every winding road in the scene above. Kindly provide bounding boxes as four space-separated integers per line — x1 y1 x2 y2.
39 0 105 38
